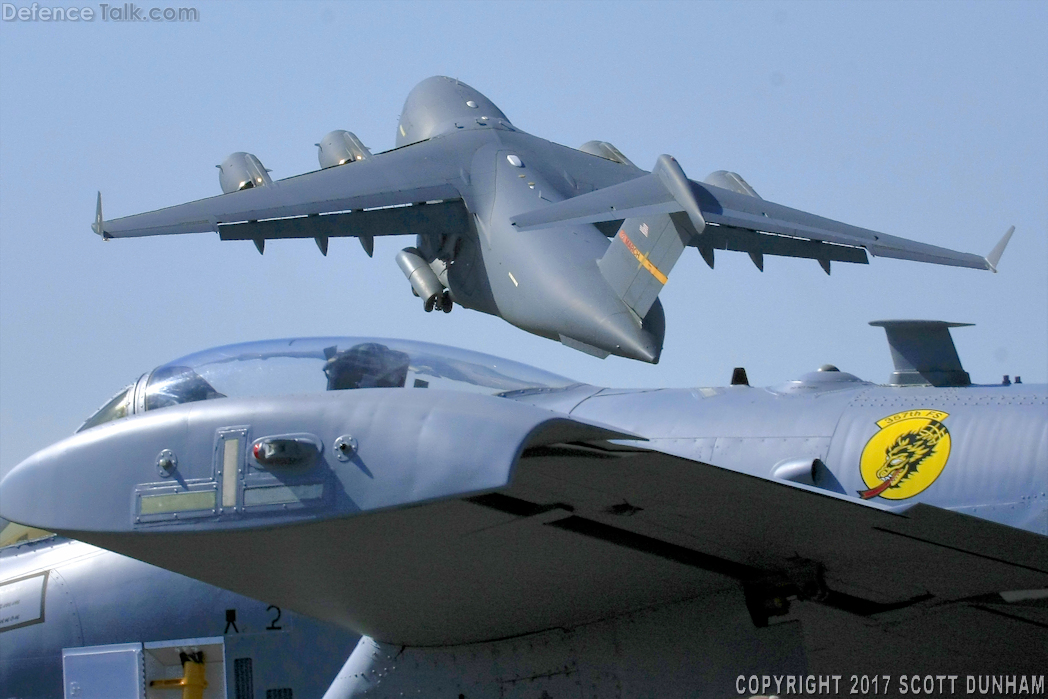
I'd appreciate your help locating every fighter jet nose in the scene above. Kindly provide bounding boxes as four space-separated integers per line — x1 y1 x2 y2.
0 455 45 529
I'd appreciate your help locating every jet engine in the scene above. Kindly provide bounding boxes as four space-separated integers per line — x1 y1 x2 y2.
217 152 272 194
578 141 636 167
316 130 372 168
396 247 452 313
703 170 761 198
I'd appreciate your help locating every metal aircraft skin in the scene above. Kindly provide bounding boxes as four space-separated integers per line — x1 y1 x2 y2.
92 76 1014 363
0 526 358 699
1 322 1045 698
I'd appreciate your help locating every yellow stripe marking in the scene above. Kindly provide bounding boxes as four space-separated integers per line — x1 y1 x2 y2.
618 230 668 285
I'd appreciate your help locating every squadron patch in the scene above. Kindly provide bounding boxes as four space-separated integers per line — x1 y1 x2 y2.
858 409 951 500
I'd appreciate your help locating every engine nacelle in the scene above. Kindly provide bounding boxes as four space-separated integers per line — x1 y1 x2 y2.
396 248 452 313
217 152 272 194
578 141 636 167
317 130 372 169
704 170 761 199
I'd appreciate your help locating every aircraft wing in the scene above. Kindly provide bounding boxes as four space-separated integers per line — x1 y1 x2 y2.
511 154 1013 272
93 138 468 246
18 390 1042 647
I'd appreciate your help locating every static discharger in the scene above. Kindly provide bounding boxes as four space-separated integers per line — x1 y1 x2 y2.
150 650 208 699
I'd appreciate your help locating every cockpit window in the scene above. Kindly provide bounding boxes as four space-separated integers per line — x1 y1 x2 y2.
0 517 53 549
77 385 134 433
78 337 578 430
323 343 411 390
144 365 226 411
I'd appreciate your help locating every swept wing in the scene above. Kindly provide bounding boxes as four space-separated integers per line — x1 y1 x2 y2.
512 154 1013 272
93 138 468 249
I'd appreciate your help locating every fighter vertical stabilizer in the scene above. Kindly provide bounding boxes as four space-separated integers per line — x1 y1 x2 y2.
870 319 973 387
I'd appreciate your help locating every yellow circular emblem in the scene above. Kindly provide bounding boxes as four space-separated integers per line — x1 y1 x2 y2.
858 410 951 500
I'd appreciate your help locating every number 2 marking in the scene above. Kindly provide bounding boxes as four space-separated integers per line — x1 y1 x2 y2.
266 605 282 630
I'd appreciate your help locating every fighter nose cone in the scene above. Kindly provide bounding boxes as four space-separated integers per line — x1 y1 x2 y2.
0 453 49 530
600 311 662 364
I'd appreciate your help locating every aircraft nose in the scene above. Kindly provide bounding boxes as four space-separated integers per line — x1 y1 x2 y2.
0 410 191 534
0 453 50 530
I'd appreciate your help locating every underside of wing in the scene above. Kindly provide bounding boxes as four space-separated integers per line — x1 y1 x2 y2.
94 137 466 241
69 437 1047 647
511 154 1012 273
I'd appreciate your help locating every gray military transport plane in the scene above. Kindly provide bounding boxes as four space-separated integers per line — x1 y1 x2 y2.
91 76 1014 363
1 321 1045 698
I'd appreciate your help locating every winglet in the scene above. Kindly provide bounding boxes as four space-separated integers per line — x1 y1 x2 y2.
984 226 1014 273
91 192 109 239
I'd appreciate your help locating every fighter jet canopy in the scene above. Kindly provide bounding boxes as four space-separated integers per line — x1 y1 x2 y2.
395 76 512 148
78 337 575 432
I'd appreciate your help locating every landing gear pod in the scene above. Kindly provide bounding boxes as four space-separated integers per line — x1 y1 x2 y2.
396 248 451 313
316 130 372 168
217 152 272 194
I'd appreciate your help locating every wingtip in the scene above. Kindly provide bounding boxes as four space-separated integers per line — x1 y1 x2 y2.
91 191 105 237
984 225 1015 273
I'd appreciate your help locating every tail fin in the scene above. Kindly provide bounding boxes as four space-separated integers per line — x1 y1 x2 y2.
597 212 691 319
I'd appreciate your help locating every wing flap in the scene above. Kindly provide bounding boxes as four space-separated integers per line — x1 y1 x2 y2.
700 225 869 265
217 200 470 242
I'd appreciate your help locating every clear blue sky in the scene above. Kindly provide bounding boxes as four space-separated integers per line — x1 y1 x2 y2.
2 1 1045 472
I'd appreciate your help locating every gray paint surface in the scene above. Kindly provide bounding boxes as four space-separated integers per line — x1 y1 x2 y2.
1 327 1044 695
93 77 1011 364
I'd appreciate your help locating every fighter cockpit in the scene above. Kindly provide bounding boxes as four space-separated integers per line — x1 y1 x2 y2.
78 337 577 433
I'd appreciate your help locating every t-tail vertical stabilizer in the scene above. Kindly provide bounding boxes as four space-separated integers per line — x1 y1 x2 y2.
597 212 691 320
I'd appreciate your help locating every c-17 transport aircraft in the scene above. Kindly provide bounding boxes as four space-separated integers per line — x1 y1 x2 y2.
91 76 1014 363
1 320 1044 698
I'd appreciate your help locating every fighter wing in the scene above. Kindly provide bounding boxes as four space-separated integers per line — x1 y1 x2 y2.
511 154 1014 273
12 388 1043 648
94 138 469 251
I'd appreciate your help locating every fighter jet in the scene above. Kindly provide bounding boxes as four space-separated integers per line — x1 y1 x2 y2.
92 76 1014 363
2 321 1044 697
0 522 358 698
